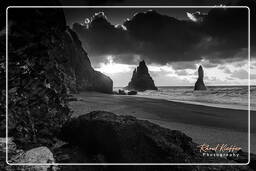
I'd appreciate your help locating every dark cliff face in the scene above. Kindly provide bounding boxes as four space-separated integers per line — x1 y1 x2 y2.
194 65 207 90
51 27 113 93
4 7 112 144
127 60 157 91
7 8 112 94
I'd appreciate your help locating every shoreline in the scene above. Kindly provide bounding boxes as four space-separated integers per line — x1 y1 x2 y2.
114 85 256 111
135 94 255 111
69 91 256 153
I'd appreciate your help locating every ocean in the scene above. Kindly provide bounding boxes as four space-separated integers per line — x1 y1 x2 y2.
115 86 256 111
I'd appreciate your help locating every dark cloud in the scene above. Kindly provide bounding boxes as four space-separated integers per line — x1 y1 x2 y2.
73 12 135 65
170 61 197 70
199 7 249 60
123 10 204 64
73 6 252 66
200 59 219 68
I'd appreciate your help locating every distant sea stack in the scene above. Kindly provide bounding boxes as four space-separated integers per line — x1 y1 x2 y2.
127 60 157 91
194 65 207 90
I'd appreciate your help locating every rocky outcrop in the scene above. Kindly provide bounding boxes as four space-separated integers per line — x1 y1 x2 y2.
60 111 253 170
127 60 157 91
5 8 112 96
52 27 113 93
4 7 113 148
6 8 71 148
61 111 199 163
194 65 207 90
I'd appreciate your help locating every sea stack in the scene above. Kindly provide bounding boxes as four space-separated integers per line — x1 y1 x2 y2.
194 65 207 90
127 60 157 91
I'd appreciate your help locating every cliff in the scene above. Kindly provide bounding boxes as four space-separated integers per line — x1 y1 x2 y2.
7 8 112 95
194 65 207 90
52 27 113 93
127 60 157 91
4 7 112 147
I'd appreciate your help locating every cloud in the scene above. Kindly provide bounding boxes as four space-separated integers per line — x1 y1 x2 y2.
230 69 249 80
186 12 198 22
73 7 252 67
72 12 134 65
186 11 206 22
170 61 197 70
223 68 232 74
175 70 189 76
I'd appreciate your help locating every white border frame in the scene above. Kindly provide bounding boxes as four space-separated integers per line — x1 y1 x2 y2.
5 6 251 166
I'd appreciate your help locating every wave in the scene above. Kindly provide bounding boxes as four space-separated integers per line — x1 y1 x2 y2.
135 86 256 111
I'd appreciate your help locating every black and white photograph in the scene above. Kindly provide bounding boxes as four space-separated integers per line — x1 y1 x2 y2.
0 0 256 170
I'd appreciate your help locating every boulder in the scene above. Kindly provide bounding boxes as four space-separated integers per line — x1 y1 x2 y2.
60 111 254 170
61 111 201 163
127 60 157 91
10 146 56 171
0 138 57 171
194 65 207 90
128 90 137 95
118 89 126 95
12 146 54 163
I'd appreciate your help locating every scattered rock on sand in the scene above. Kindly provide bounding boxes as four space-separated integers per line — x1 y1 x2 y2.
128 90 137 95
118 89 126 95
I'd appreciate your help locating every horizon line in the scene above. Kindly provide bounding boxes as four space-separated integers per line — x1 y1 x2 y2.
114 84 253 88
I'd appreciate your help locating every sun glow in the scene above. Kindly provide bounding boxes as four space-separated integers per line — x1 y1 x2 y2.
95 56 134 74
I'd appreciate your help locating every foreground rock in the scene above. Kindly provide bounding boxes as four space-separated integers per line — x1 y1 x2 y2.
60 111 251 170
0 138 57 171
127 60 157 91
194 65 207 90
11 146 54 164
9 146 57 171
61 111 197 163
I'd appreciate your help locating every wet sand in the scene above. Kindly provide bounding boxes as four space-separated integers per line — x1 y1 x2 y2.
69 92 256 153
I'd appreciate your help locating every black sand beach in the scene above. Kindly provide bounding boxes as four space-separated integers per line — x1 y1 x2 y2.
69 92 256 153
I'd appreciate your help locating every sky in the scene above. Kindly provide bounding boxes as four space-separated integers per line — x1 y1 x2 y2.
63 5 256 87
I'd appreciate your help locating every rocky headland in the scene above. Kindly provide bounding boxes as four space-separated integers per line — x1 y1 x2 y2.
0 5 113 168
